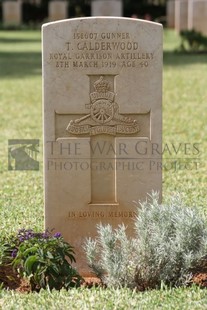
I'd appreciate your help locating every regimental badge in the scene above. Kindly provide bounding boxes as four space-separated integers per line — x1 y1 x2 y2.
66 75 139 136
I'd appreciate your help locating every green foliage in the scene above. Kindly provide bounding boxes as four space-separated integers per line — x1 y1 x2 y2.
3 229 82 290
0 244 5 265
84 224 136 288
179 29 207 52
85 193 207 289
134 192 207 289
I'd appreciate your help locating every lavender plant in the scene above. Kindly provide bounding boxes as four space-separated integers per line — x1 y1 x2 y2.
134 192 207 288
3 229 82 290
84 192 207 289
84 224 137 288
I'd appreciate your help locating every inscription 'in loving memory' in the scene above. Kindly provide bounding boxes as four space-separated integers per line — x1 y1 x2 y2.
49 31 154 69
68 210 137 219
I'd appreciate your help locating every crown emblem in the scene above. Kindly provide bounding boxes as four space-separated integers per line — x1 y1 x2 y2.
94 76 110 93
90 76 114 103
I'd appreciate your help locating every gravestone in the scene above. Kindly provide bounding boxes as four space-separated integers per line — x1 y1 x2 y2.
175 0 188 31
49 0 68 21
167 0 175 28
91 0 123 16
188 0 207 36
42 17 162 275
2 0 22 26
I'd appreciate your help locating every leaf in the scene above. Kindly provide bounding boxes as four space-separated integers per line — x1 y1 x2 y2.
23 246 38 256
48 264 60 276
24 255 38 274
46 251 54 259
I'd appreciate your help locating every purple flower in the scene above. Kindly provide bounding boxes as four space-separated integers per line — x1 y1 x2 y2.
42 232 49 239
11 249 17 258
17 229 35 243
19 236 24 242
54 232 61 238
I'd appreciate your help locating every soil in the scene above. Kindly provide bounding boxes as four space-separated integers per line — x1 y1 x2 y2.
0 264 103 293
0 264 31 293
0 263 207 293
191 273 207 288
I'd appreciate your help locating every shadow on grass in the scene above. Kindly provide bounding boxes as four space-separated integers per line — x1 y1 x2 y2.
0 51 41 77
164 51 207 66
0 38 41 44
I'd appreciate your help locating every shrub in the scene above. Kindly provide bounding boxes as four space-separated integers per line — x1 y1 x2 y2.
3 229 82 290
133 192 207 289
84 224 137 288
180 29 207 52
84 192 207 289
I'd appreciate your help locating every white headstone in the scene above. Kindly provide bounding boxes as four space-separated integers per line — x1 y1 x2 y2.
188 0 207 36
42 17 162 275
91 0 123 16
49 0 68 21
167 0 175 28
2 0 22 26
175 0 189 31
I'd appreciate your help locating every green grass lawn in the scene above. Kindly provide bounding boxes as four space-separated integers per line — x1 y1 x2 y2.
0 29 207 308
163 30 207 209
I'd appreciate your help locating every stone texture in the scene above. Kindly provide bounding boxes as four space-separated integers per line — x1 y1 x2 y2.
167 0 175 28
48 0 68 21
91 0 123 16
188 0 207 36
2 0 22 25
42 17 162 275
175 0 189 31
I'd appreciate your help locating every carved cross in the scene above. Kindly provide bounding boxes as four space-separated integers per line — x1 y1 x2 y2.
56 75 150 206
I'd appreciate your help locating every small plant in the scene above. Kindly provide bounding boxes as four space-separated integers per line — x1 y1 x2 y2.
84 224 136 288
179 29 207 52
3 229 82 290
133 192 207 289
84 192 207 290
